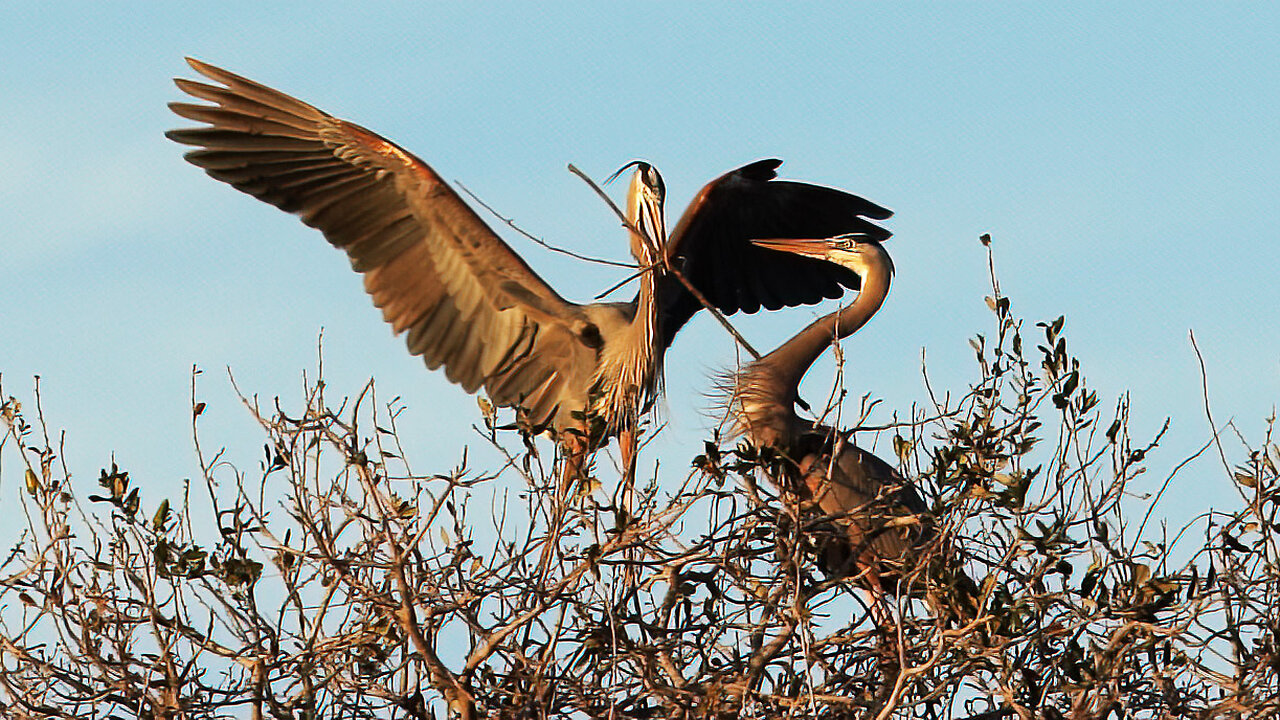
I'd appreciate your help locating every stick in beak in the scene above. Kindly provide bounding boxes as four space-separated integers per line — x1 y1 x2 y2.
624 162 666 261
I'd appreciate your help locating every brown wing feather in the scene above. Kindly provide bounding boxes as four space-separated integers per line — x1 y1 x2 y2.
801 442 931 584
659 159 893 347
168 58 595 430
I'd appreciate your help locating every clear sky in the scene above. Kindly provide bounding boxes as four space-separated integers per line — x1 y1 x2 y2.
2 4 1277 535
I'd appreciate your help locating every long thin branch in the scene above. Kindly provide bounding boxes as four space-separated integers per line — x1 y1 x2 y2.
1190 330 1233 479
457 182 635 269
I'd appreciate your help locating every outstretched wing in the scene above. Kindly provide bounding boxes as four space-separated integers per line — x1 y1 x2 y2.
168 58 597 429
659 159 892 347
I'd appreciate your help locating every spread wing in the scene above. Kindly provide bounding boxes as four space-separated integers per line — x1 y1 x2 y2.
167 58 597 429
659 159 892 347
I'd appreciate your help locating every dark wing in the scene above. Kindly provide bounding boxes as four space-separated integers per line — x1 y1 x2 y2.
846 448 929 518
659 159 892 347
167 58 597 429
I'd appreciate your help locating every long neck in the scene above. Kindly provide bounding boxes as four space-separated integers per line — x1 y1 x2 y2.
763 247 893 404
627 265 661 385
592 179 665 432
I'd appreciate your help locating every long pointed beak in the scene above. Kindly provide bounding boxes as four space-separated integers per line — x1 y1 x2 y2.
634 190 666 257
625 163 666 261
749 237 835 259
751 233 878 259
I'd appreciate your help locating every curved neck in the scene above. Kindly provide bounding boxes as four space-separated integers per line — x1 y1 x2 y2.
765 245 893 399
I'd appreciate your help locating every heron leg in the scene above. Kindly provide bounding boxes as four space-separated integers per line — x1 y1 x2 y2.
865 573 890 627
863 570 907 696
537 430 589 579
619 427 637 520
557 431 589 506
617 426 641 585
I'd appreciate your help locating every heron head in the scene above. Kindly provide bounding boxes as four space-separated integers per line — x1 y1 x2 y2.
750 233 894 280
608 160 667 264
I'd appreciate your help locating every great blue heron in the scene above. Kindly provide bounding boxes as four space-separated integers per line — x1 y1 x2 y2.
166 58 892 493
725 234 932 597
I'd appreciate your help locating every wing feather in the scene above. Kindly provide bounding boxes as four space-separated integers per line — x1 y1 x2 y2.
169 58 596 430
660 159 893 347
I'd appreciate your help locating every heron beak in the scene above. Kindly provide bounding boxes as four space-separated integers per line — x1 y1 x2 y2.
635 188 666 258
752 233 878 259
625 163 666 262
749 237 836 259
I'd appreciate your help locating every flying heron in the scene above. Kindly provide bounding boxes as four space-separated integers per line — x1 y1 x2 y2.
166 58 893 499
725 234 933 598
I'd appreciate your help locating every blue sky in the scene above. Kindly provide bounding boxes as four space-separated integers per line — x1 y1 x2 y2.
2 4 1277 534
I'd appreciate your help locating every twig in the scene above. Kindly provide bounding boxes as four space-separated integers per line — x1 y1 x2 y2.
1136 435 1214 542
1190 330 1233 478
593 263 657 300
354 463 477 719
457 182 635 268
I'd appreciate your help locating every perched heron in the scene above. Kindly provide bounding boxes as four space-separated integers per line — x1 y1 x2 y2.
725 234 932 596
166 58 892 495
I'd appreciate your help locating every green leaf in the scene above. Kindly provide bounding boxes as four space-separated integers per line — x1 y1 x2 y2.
153 499 170 531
